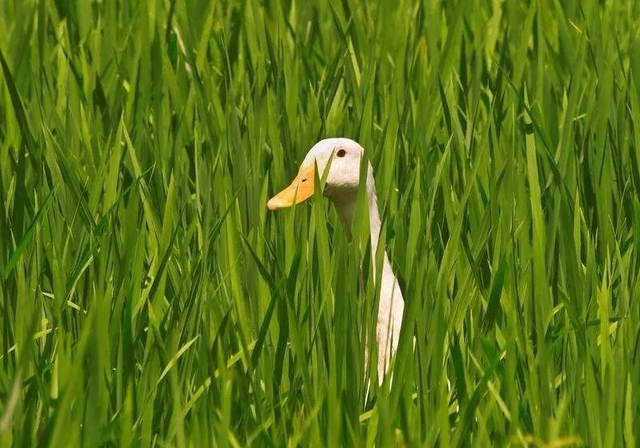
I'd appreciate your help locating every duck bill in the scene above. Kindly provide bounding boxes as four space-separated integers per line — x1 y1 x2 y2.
267 164 315 210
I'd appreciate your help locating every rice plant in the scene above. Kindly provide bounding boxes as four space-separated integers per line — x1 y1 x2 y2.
0 0 639 446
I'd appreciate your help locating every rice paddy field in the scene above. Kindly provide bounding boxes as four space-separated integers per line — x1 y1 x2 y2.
1 0 640 446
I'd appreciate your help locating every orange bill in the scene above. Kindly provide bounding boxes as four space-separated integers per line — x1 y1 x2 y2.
267 164 315 210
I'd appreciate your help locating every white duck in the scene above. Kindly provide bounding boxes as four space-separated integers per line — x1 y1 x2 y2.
267 138 405 383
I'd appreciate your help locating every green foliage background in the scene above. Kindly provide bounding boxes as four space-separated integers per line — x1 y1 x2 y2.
1 0 639 446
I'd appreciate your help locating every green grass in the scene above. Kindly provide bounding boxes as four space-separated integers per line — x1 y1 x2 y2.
1 0 639 446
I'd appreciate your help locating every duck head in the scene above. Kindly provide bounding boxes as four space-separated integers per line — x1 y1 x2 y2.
267 138 370 211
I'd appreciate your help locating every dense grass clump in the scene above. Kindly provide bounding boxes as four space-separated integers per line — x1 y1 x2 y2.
1 0 639 446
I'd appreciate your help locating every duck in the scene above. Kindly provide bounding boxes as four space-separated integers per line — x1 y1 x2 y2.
267 137 405 384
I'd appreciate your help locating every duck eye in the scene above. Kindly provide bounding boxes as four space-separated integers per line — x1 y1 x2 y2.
301 178 307 183
337 149 346 157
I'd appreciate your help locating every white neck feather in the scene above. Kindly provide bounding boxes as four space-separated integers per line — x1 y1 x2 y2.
332 168 404 383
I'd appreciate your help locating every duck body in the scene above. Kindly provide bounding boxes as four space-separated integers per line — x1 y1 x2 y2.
268 138 405 382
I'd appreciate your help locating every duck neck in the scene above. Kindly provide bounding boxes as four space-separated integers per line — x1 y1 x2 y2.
333 168 388 275
366 181 385 271
334 170 403 379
